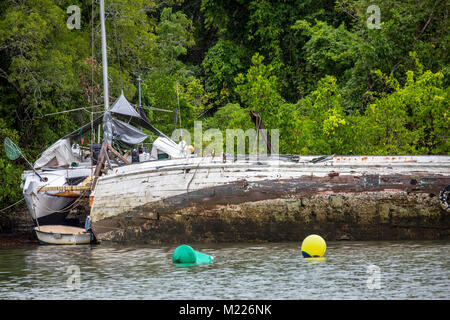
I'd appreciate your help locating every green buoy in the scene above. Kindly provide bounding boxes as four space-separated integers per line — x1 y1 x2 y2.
172 245 213 267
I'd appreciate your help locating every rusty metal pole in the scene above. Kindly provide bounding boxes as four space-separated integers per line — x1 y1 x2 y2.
249 110 273 155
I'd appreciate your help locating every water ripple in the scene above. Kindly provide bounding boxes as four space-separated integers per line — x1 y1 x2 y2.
0 241 448 299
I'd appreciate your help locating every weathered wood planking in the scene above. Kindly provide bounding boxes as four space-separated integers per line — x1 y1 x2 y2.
90 155 450 242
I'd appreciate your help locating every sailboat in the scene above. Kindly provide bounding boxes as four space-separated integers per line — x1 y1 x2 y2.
20 0 188 236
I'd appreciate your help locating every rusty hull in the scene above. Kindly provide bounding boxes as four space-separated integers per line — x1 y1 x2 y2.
92 172 450 243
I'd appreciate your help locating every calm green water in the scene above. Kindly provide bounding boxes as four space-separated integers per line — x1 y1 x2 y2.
0 241 448 300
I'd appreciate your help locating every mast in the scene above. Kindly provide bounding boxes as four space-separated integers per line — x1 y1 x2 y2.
99 0 109 111
137 75 143 147
137 75 142 109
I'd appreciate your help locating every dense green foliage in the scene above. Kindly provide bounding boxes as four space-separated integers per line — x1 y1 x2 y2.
0 0 448 208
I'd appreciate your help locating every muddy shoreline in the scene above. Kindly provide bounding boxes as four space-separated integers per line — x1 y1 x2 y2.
0 206 38 246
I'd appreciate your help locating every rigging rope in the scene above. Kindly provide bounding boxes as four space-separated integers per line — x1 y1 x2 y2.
31 190 90 214
0 198 25 213
41 106 103 117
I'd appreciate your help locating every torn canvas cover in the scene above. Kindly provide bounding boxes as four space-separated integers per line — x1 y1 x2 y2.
34 138 75 169
102 111 148 145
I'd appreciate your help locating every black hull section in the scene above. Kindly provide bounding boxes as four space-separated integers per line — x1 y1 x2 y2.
33 211 69 226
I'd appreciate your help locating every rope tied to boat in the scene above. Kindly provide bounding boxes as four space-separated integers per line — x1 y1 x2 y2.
31 190 90 214
0 198 25 213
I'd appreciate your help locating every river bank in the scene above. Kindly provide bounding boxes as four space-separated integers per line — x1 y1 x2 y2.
0 206 37 246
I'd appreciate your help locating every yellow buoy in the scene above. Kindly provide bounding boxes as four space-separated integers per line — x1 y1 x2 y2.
301 234 326 258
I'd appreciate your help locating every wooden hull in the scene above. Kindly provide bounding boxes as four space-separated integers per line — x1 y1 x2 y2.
90 155 450 243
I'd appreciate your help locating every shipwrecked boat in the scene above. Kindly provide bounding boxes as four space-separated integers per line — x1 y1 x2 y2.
89 154 450 243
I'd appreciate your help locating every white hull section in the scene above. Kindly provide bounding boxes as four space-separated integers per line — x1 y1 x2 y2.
22 166 93 222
